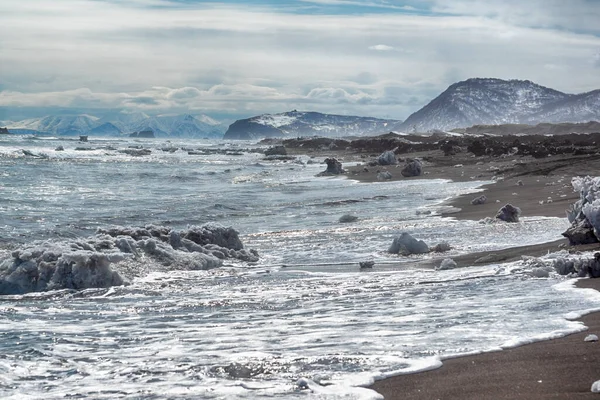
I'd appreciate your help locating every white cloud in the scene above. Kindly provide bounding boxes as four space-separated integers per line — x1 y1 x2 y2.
368 44 395 51
0 0 599 119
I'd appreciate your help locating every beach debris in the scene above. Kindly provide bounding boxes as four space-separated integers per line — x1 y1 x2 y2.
317 158 345 176
431 241 452 252
377 150 397 165
359 260 375 269
517 180 524 186
388 232 429 255
401 159 423 177
377 171 392 180
338 214 358 223
585 334 599 342
55 145 65 151
471 195 487 205
495 203 521 223
416 209 432 215
264 145 287 156
592 380 600 393
436 258 457 270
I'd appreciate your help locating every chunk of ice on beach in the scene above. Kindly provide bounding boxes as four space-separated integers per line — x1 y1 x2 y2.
585 334 599 342
592 380 600 393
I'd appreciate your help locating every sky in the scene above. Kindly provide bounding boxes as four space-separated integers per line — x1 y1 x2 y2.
1 0 600 122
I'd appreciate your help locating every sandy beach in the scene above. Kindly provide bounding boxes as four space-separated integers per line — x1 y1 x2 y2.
345 145 600 399
285 135 600 399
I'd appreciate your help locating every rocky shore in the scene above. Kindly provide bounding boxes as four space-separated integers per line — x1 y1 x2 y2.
266 130 600 398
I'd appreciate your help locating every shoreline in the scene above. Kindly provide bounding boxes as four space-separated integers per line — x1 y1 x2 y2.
368 279 600 400
285 137 600 398
344 151 600 398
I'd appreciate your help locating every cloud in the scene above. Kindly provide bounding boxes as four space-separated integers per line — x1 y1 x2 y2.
1 0 600 119
368 44 394 51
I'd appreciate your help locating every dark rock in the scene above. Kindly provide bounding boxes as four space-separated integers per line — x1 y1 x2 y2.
264 145 287 156
377 150 397 165
0 127 10 135
317 158 345 176
401 159 423 177
359 260 375 268
495 203 521 223
562 218 600 246
388 232 429 255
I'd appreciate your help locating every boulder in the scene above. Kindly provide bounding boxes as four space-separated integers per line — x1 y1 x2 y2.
359 260 375 269
562 218 599 246
388 232 429 255
317 158 345 176
431 241 451 252
264 145 287 156
495 203 521 223
377 150 397 165
401 159 422 177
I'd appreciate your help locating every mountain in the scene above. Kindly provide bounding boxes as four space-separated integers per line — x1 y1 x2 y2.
224 110 399 140
396 78 599 132
7 115 100 136
5 113 227 138
90 122 122 136
528 89 600 124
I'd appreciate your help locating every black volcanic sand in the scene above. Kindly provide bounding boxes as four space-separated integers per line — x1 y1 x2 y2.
279 132 600 399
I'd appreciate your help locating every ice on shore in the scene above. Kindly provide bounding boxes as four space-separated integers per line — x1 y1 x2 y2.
0 224 258 295
564 176 600 245
592 380 600 393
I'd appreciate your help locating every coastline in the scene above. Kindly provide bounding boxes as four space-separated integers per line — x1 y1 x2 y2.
285 138 600 398
369 279 600 400
343 151 600 398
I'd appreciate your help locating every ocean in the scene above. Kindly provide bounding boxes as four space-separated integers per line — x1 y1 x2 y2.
1 135 600 399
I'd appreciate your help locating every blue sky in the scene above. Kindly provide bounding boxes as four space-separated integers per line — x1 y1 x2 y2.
1 0 599 122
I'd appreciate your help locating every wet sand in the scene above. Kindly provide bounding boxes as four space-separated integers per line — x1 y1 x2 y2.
370 279 600 400
344 150 600 398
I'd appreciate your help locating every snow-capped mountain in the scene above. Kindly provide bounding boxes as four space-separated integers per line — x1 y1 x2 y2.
528 89 600 124
4 113 226 138
223 110 399 139
396 78 599 132
132 114 224 138
7 115 100 136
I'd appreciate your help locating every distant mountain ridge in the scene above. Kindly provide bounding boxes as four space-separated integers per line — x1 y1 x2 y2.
2 113 226 138
224 110 399 139
396 78 600 132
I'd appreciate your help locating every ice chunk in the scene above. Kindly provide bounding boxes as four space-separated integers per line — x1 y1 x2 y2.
436 258 457 270
585 334 599 342
592 380 600 393
1 223 259 295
